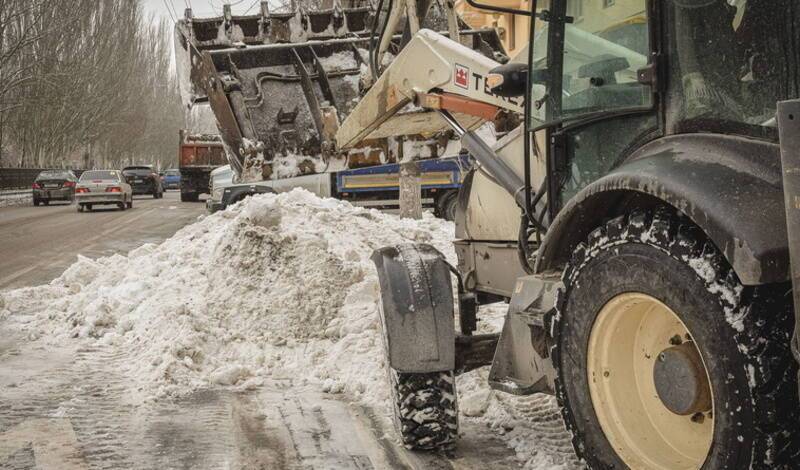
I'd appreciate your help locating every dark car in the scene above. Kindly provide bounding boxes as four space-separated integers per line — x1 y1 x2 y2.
161 169 181 190
122 166 163 198
32 170 78 206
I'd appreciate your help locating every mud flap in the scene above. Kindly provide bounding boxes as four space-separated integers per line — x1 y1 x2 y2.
488 273 558 395
371 244 455 373
778 99 800 391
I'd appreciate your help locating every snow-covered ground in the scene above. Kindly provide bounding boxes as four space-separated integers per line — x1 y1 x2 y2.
0 189 579 469
0 190 32 207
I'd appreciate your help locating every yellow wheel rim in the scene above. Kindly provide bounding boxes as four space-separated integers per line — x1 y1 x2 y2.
587 293 714 469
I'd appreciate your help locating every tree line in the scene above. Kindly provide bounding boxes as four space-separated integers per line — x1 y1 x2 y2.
0 0 184 170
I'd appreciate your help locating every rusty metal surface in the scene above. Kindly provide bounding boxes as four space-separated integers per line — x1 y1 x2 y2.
176 2 374 50
178 131 227 168
417 92 501 121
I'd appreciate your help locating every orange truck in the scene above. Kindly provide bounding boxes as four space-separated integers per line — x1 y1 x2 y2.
178 130 227 202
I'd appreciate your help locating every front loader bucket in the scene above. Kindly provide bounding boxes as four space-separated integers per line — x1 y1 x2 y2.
778 98 800 392
197 39 369 182
175 1 505 183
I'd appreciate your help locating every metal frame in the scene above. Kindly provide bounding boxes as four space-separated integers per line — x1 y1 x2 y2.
462 0 531 17
777 99 800 378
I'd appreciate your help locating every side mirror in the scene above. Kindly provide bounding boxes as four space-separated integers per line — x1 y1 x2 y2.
487 62 528 98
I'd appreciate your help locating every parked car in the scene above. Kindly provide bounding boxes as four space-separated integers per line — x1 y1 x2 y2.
122 165 163 198
161 169 181 190
75 170 133 212
206 165 234 213
32 170 78 206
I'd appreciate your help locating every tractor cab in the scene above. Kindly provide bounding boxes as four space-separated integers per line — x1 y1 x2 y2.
524 0 797 220
360 0 800 467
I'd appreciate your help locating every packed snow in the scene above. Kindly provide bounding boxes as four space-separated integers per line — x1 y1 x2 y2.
317 50 359 71
0 189 578 469
0 190 32 207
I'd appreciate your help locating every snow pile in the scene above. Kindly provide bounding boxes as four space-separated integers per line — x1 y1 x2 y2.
0 189 451 403
0 189 577 469
317 50 359 71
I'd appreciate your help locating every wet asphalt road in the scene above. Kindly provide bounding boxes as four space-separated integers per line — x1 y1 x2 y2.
0 192 206 290
0 328 520 470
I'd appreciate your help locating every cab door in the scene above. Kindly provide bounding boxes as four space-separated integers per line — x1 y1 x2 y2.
528 0 662 215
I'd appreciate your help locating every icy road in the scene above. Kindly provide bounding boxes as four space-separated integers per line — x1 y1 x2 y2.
0 190 579 469
0 192 205 290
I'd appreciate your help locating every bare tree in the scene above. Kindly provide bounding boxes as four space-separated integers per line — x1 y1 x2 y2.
0 0 183 170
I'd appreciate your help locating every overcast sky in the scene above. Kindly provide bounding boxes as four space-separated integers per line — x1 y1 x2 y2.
143 0 265 23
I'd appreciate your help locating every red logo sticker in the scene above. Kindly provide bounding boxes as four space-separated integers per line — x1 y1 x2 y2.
454 64 469 89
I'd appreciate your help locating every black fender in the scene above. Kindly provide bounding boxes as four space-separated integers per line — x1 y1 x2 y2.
371 243 455 373
535 133 788 285
221 184 275 209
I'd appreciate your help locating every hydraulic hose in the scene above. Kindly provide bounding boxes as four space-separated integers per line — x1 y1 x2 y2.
369 0 394 81
438 110 527 209
438 110 549 273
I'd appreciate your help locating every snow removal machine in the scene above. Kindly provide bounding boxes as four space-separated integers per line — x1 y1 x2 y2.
172 0 509 205
337 0 800 468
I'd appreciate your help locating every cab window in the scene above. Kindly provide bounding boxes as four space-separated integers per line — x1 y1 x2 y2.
669 0 800 134
530 0 652 128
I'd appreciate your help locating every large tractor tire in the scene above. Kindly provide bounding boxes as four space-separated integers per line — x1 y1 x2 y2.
553 209 799 469
389 369 458 450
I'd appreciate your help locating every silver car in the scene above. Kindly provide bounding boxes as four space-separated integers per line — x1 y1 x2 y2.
206 164 234 213
75 170 133 212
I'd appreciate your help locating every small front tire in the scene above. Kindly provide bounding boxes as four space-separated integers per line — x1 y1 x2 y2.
390 370 459 450
181 192 197 202
435 190 458 222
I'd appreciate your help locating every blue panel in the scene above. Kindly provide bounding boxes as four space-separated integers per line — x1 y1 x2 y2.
335 155 472 193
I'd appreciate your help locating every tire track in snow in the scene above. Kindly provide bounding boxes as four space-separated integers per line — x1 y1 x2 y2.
0 343 137 469
491 393 582 468
0 333 470 470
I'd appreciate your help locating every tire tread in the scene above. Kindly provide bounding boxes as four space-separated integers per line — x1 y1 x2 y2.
554 209 800 468
391 370 458 451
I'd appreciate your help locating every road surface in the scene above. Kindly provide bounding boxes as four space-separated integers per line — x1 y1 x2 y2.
0 192 205 290
0 327 523 470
